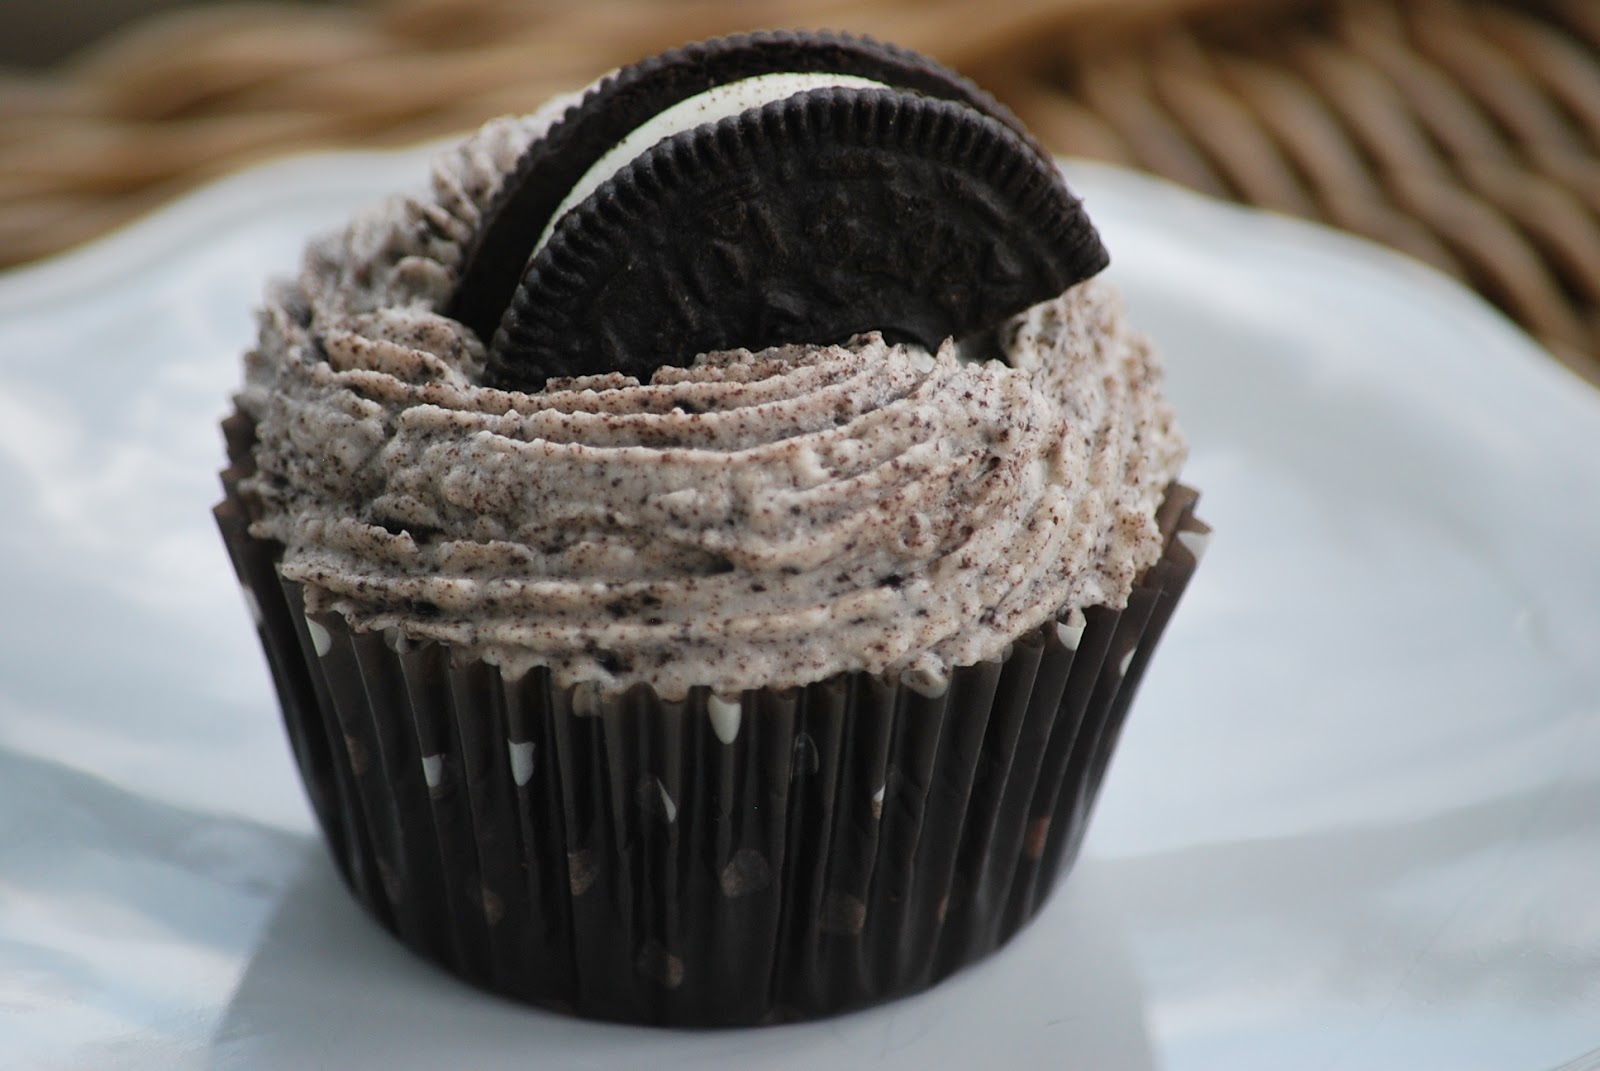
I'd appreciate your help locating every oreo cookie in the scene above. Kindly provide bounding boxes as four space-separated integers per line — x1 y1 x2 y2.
450 31 1045 344
454 32 1108 391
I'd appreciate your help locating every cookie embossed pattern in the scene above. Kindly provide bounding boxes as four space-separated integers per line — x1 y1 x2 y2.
214 30 1204 1026
487 84 1107 386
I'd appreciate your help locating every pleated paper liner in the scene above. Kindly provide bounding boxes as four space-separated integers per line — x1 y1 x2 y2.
216 409 1206 1026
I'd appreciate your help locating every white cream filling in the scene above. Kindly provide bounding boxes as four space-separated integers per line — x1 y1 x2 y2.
531 72 889 259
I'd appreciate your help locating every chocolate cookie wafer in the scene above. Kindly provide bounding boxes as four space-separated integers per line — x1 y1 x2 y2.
488 86 1107 389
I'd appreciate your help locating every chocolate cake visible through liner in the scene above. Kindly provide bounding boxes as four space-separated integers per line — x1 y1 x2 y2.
448 29 1053 347
486 87 1108 390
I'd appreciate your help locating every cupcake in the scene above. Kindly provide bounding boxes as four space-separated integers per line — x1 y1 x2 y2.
214 30 1206 1026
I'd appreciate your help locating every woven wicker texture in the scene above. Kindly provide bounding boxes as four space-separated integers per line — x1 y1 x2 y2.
4 0 1598 383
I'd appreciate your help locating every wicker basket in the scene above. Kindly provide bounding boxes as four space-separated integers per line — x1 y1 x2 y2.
3 0 1597 383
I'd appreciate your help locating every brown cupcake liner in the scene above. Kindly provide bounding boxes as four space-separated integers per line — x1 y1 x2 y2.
216 411 1205 1026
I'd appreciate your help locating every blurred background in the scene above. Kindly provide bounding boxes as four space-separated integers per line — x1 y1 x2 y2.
2 0 1598 385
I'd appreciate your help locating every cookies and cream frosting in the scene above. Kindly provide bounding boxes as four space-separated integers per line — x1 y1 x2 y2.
235 106 1187 700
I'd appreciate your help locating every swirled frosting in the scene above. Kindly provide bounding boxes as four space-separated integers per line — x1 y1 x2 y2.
235 105 1187 701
